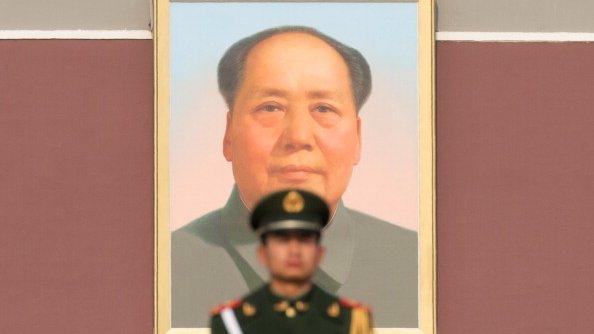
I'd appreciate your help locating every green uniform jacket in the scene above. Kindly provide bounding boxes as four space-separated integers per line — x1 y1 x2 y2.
210 284 372 334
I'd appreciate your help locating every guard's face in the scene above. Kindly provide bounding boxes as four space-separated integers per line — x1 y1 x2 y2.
258 232 324 283
223 32 361 212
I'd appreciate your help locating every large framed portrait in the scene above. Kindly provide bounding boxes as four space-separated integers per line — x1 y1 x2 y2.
155 1 435 333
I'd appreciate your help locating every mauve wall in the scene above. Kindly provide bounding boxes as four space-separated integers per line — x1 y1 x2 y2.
436 42 594 333
1 39 594 333
0 40 154 333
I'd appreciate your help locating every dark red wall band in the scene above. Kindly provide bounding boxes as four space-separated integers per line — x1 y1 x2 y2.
436 42 594 334
0 40 154 333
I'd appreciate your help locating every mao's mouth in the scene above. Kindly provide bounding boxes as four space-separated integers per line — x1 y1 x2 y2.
270 165 322 182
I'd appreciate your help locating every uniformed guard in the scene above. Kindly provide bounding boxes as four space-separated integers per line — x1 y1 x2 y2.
209 189 373 334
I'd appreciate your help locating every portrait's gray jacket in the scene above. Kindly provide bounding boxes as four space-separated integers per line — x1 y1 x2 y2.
171 186 417 328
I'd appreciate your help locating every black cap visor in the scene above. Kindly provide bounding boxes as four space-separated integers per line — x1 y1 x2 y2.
256 219 322 236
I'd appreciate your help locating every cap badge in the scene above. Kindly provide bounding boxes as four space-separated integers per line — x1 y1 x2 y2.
283 191 304 213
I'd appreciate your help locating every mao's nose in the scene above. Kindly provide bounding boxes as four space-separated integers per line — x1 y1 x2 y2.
282 109 315 152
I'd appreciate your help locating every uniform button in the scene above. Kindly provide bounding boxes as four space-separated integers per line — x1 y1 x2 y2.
295 301 304 311
285 307 297 318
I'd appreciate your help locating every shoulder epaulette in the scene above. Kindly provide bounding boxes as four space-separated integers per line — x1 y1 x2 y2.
346 300 373 334
209 298 242 316
339 298 370 311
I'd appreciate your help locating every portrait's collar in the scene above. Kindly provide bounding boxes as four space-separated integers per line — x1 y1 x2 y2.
220 185 256 245
317 199 354 286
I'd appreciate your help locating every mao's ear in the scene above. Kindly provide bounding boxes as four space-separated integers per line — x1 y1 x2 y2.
223 111 233 162
354 116 362 165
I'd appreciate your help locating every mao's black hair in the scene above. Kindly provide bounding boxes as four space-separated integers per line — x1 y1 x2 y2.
218 26 372 112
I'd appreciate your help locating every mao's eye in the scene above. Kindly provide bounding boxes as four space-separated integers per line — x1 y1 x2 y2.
253 102 284 127
311 103 341 128
258 104 282 112
313 104 335 113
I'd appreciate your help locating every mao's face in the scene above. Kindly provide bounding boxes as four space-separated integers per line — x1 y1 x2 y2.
258 232 324 283
223 32 361 211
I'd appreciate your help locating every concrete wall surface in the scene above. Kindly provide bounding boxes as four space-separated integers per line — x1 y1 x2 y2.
1 1 594 32
0 0 151 30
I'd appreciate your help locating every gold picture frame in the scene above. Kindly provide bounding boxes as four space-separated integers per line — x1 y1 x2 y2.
154 1 435 333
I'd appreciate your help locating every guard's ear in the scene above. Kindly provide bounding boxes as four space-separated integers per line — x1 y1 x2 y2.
223 111 233 162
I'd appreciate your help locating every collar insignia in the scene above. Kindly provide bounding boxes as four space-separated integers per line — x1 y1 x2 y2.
327 302 340 317
295 300 309 312
274 300 290 312
242 302 256 317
